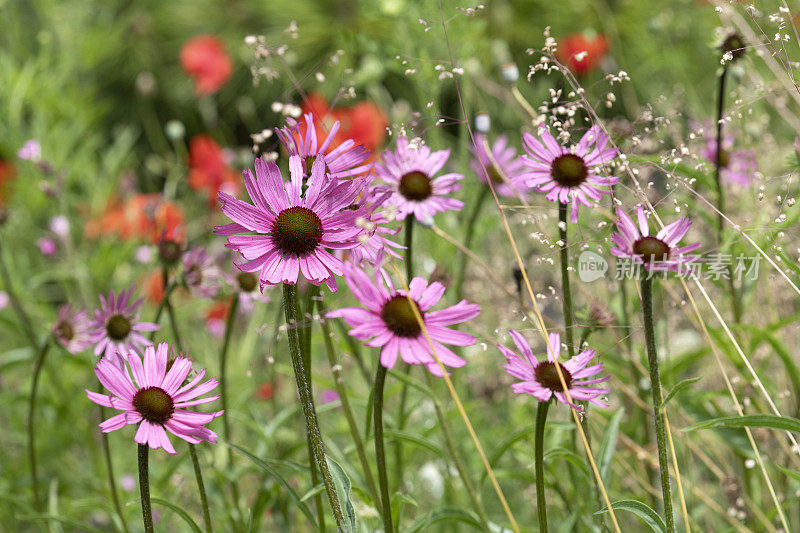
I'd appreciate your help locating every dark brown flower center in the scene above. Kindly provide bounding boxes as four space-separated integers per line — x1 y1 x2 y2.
398 171 433 201
55 320 74 341
487 165 504 184
722 33 746 62
185 265 202 286
158 240 182 265
106 314 131 341
237 272 258 292
632 236 671 263
271 206 324 257
719 149 729 168
551 154 588 188
132 386 175 425
380 295 423 338
534 361 573 392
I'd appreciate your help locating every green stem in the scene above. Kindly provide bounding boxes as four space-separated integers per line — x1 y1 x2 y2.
395 215 416 492
713 65 742 324
641 277 675 532
373 363 395 533
454 185 491 299
138 444 154 533
148 281 177 342
318 298 381 510
98 380 130 533
165 297 184 352
534 400 550 533
558 203 575 358
404 214 415 281
189 444 213 532
27 338 51 511
425 373 490 530
282 283 345 530
219 294 242 512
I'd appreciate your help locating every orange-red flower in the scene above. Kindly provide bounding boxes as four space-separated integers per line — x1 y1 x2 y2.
86 193 185 244
557 33 608 77
0 159 16 204
301 92 388 154
144 270 165 304
180 36 233 96
188 135 240 206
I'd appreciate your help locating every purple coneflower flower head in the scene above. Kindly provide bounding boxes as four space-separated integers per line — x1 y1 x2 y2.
276 112 372 179
224 257 271 314
499 330 609 410
521 125 619 222
328 264 480 376
701 133 756 186
609 206 701 273
469 134 532 198
182 246 223 299
215 155 368 292
90 285 159 362
85 342 223 454
374 136 465 223
52 304 92 354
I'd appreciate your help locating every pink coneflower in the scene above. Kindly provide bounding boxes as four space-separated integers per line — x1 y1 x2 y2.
276 112 373 179
521 125 619 222
52 304 92 354
374 136 465 223
328 264 480 376
225 260 270 314
702 133 756 186
469 134 532 198
215 155 367 292
346 182 403 267
610 206 701 273
85 343 223 454
182 246 222 299
499 330 609 409
90 285 159 362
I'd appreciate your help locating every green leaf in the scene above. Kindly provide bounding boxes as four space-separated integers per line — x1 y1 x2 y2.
595 499 666 533
151 498 203 533
384 429 446 459
326 456 358 533
17 514 107 533
544 447 590 479
660 377 701 410
406 507 484 532
229 443 317 528
683 414 800 434
599 408 624 480
776 463 800 483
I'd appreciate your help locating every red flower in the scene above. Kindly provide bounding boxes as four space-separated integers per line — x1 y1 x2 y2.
300 92 388 154
0 159 16 205
557 33 608 77
180 36 233 95
86 193 185 244
144 270 165 304
255 382 274 401
188 135 240 206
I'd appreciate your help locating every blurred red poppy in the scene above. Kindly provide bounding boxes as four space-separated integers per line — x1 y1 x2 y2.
557 33 608 77
144 270 165 304
180 36 233 96
188 135 240 206
0 159 16 204
301 92 388 154
86 193 185 244
255 382 274 401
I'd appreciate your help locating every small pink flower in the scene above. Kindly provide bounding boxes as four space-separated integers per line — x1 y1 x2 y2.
320 389 340 404
182 246 223 299
37 237 57 256
521 126 619 222
374 136 465 223
86 343 223 454
18 139 42 162
328 264 480 376
215 155 368 291
469 134 532 198
609 206 701 273
499 330 609 410
89 285 160 363
701 133 756 186
49 215 70 239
